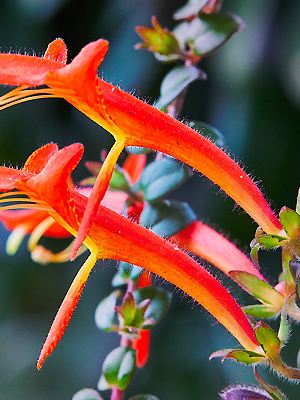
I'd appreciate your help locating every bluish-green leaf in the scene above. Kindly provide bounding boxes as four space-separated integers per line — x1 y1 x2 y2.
139 157 192 201
175 13 243 57
126 146 150 155
188 120 225 147
72 388 103 400
94 291 120 331
173 0 209 20
140 200 196 238
156 65 203 109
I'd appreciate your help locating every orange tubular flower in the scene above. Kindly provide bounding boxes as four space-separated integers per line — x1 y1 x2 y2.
0 39 283 256
0 143 262 369
172 221 266 281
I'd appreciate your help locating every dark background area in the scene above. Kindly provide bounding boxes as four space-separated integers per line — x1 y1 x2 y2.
0 1 299 399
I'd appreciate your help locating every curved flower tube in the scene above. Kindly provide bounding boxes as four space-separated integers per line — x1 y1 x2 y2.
172 220 266 281
0 39 283 256
0 143 262 369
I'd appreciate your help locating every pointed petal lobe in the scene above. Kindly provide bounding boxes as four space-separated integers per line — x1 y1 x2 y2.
44 38 68 64
37 254 97 369
23 142 58 174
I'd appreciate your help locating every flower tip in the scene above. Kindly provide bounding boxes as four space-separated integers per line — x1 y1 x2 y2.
44 38 68 64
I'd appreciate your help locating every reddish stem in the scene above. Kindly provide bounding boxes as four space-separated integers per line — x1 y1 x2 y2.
111 386 124 400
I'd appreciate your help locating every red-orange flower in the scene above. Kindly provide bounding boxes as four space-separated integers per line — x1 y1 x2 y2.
0 39 283 257
0 143 262 369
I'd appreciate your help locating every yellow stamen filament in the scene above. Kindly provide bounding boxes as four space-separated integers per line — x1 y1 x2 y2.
0 204 50 211
0 85 28 100
31 242 87 265
0 197 37 204
0 191 29 199
6 225 28 255
0 88 75 111
28 216 57 251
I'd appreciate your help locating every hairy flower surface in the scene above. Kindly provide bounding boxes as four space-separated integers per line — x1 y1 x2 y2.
0 39 283 257
0 143 262 369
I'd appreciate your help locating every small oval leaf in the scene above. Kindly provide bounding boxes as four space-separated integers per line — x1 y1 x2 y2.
102 347 136 390
95 291 121 331
139 157 192 201
72 388 103 400
140 200 197 238
188 120 225 147
156 65 203 108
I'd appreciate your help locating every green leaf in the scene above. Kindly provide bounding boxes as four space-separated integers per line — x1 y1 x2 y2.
278 312 291 344
243 304 278 319
117 349 136 390
102 347 136 390
94 291 121 331
178 13 244 57
156 65 203 108
188 120 225 147
225 350 266 365
194 13 244 56
139 157 192 201
257 234 287 249
254 322 280 357
129 396 160 400
116 292 136 325
112 263 144 287
72 388 103 400
254 367 287 400
173 0 209 20
110 165 130 191
134 286 171 328
140 200 197 238
209 348 265 365
135 16 181 56
279 207 300 240
229 271 284 306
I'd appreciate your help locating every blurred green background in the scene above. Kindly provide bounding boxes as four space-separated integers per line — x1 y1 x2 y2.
0 0 299 399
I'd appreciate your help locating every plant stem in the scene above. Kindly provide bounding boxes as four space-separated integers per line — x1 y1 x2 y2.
111 386 124 400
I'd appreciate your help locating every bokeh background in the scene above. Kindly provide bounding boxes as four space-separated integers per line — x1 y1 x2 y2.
0 0 299 399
